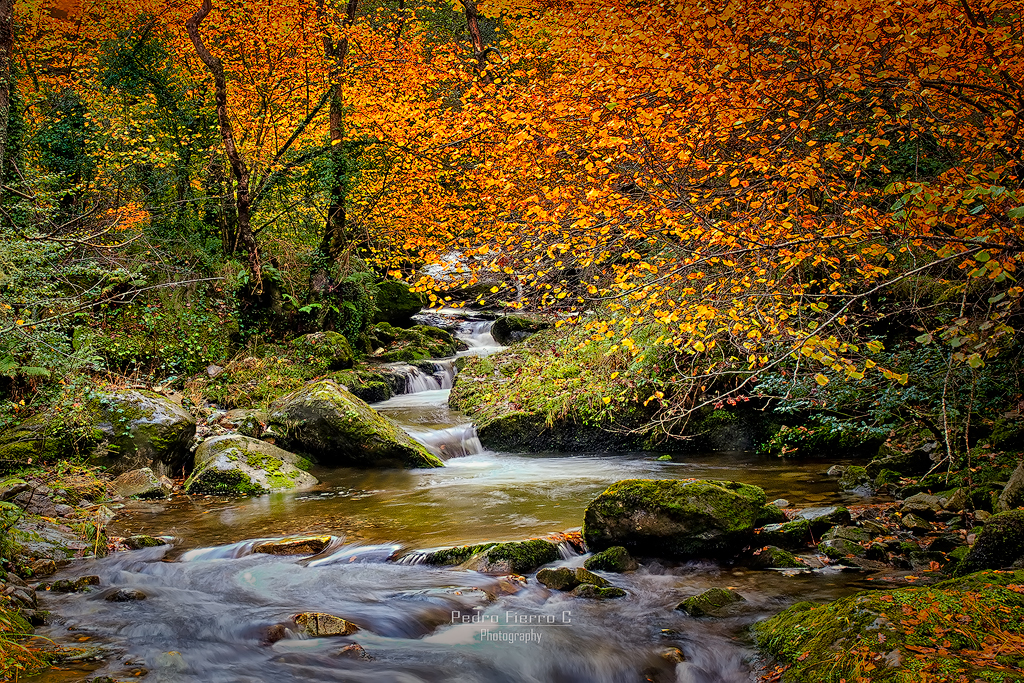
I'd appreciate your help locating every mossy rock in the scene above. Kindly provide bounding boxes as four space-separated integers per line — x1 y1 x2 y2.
955 509 1024 575
570 584 626 599
837 465 871 491
582 479 775 559
268 380 442 469
490 315 550 345
469 539 559 574
752 569 1024 682
583 546 638 572
866 442 934 478
677 587 744 616
364 323 462 362
289 331 353 371
421 543 496 566
756 519 813 550
184 434 318 495
372 280 424 327
745 545 802 569
0 389 194 477
537 567 577 590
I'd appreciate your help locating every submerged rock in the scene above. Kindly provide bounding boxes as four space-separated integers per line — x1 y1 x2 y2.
293 612 359 637
253 536 332 556
268 380 442 469
184 434 318 495
106 588 146 602
676 588 745 616
582 479 780 559
583 546 638 572
955 509 1024 575
42 575 100 593
569 584 626 599
124 535 166 550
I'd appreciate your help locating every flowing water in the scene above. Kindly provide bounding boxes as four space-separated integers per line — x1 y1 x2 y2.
33 317 878 683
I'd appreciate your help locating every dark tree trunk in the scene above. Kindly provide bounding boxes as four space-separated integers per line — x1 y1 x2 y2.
0 0 14 182
316 0 358 261
461 0 490 85
186 0 261 284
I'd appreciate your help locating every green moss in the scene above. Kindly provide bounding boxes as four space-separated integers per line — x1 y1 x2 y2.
584 546 637 572
422 543 496 565
184 466 263 496
955 510 1024 576
752 570 1024 683
483 539 559 573
373 280 424 326
677 587 744 616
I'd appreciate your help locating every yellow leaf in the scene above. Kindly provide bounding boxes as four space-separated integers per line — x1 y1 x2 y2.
814 373 829 386
602 396 611 404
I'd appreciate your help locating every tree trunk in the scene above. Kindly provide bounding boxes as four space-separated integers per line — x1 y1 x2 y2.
460 0 490 85
185 0 261 285
0 0 14 182
316 0 358 261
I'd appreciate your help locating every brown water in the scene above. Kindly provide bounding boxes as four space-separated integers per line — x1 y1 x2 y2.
32 321 878 683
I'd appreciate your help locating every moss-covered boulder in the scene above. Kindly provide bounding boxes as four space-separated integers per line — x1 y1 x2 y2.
110 467 170 499
268 380 442 469
421 543 496 566
373 280 424 327
955 509 1024 575
289 331 354 371
490 315 550 345
865 442 934 478
184 435 318 495
583 546 638 572
676 588 745 616
0 390 195 476
752 570 1024 682
570 584 626 599
583 479 780 559
755 520 813 549
536 567 578 590
471 539 559 574
745 545 802 569
363 323 462 362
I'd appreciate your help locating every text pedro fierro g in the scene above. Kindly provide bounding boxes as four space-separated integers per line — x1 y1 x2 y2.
451 610 572 644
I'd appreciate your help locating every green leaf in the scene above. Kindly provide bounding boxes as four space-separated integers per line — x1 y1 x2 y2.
967 354 984 369
1007 206 1024 219
975 251 990 262
915 333 933 344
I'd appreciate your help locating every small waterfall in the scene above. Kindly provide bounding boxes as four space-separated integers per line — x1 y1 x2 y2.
403 365 444 393
431 359 457 389
408 424 484 458
456 320 504 356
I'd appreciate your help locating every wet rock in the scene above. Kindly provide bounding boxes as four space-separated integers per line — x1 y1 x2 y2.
791 506 852 533
756 519 812 549
334 643 374 661
583 479 780 560
818 538 867 560
111 467 170 499
363 323 464 362
569 583 626 599
536 567 577 590
900 513 932 534
268 380 443 469
185 434 318 495
769 498 790 508
372 280 424 327
825 465 846 476
490 315 550 345
253 536 332 556
660 647 685 663
676 587 744 616
901 492 943 519
106 588 146 602
838 466 871 491
583 546 638 572
289 331 354 371
927 535 963 553
123 535 166 550
42 575 100 593
746 545 802 569
91 390 197 476
421 543 496 566
955 509 1024 575
293 612 359 637
573 567 609 587
263 623 288 645
471 540 559 574
10 516 93 561
865 442 933 478
858 519 888 535
28 559 57 577
997 459 1024 512
823 526 871 543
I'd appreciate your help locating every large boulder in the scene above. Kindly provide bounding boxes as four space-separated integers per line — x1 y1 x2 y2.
184 435 318 495
0 390 195 477
490 315 550 345
363 323 463 362
289 331 353 371
582 479 781 559
268 380 443 468
997 458 1024 512
955 509 1024 575
372 280 424 327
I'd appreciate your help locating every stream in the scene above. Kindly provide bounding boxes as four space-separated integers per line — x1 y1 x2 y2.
33 318 878 683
